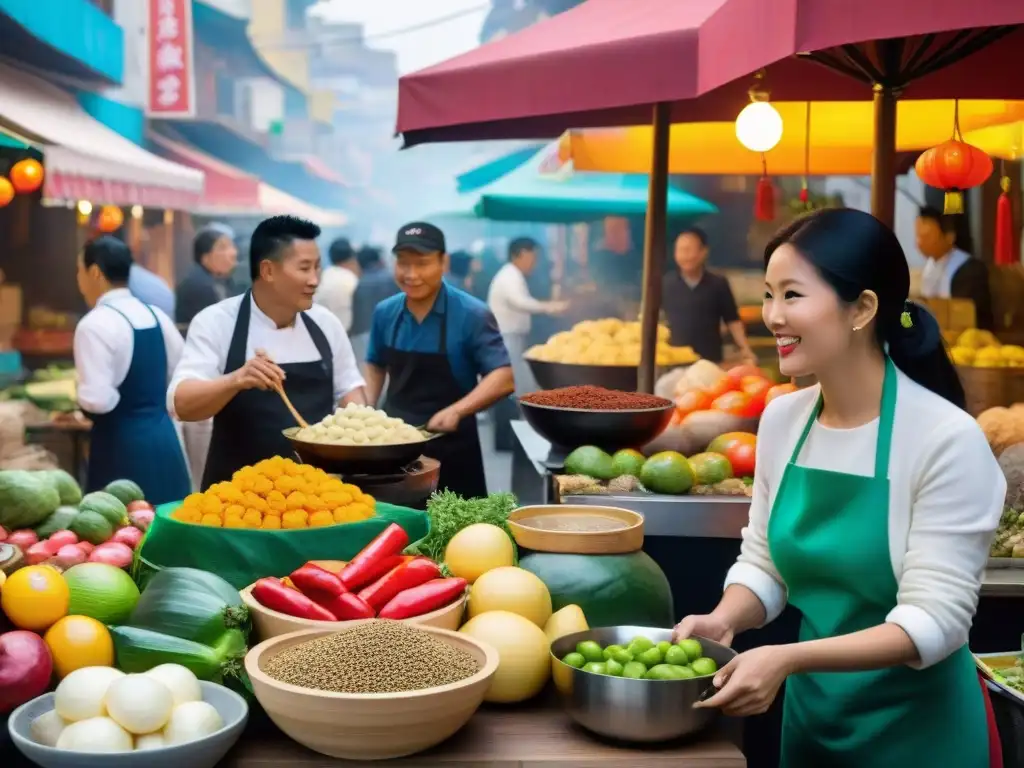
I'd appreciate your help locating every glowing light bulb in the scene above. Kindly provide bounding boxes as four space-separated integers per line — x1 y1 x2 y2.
131 204 143 219
76 200 93 216
735 101 783 153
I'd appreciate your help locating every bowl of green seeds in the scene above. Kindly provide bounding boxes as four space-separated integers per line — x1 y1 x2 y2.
244 619 499 760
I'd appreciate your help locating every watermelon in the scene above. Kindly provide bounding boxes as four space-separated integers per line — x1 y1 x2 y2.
519 551 675 629
68 510 114 545
104 479 145 506
35 506 79 538
79 491 127 527
0 471 61 529
40 469 82 505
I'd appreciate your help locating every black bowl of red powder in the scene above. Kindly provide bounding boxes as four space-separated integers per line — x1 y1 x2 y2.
518 386 674 452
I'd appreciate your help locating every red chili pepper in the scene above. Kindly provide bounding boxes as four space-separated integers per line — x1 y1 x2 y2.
320 591 376 621
340 524 410 590
378 577 467 620
251 578 336 622
358 557 441 611
290 562 348 601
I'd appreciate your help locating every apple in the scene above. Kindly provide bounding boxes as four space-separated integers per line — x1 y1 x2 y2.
0 630 53 713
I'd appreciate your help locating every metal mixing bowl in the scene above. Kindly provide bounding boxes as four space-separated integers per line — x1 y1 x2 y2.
550 626 736 743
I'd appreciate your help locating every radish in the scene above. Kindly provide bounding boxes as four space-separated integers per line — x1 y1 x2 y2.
54 544 87 569
6 530 38 550
112 526 143 550
88 542 133 569
24 541 56 565
128 508 155 532
0 631 53 714
47 530 78 548
76 541 95 556
126 500 153 514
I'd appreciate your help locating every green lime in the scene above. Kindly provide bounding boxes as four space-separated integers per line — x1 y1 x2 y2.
622 661 647 679
672 664 697 679
562 652 586 669
606 648 633 664
576 640 605 664
612 448 646 478
678 638 703 662
582 661 607 675
602 644 625 659
636 647 664 668
656 640 672 655
644 664 686 680
627 636 654 656
664 645 690 666
690 657 719 677
604 659 624 676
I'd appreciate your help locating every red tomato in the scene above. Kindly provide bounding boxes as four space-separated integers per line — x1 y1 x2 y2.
675 388 714 417
703 375 736 400
740 375 772 417
765 382 799 405
724 438 756 477
726 364 764 387
711 390 753 417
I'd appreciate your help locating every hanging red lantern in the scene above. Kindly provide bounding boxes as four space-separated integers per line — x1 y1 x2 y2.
754 157 775 222
994 174 1018 267
915 140 992 214
0 178 13 208
97 205 124 233
9 158 43 194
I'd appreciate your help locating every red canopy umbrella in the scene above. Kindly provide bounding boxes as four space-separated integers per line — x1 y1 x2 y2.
397 0 1024 389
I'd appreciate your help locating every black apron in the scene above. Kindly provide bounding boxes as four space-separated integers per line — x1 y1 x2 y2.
202 291 336 488
380 291 488 499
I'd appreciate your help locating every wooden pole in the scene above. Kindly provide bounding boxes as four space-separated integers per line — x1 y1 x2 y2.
637 102 671 393
870 84 898 227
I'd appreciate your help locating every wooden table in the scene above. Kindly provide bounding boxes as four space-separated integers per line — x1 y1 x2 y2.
219 701 745 767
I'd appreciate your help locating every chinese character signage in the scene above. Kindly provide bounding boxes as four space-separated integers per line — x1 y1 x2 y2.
147 0 195 118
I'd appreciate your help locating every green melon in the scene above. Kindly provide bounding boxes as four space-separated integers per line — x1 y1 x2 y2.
104 479 145 505
40 469 82 506
519 551 675 628
35 506 80 538
68 509 114 545
80 491 128 527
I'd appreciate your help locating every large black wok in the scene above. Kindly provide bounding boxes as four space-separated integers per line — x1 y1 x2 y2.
283 427 444 474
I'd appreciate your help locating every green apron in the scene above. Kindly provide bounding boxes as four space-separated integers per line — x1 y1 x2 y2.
767 358 988 768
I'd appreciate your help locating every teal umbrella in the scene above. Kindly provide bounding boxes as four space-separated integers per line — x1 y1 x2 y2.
467 145 717 223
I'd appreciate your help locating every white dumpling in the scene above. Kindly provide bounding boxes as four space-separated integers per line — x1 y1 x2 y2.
338 436 356 445
325 425 343 439
364 425 384 440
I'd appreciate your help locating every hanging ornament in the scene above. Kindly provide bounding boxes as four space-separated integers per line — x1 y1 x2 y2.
0 178 13 208
994 172 1017 267
97 205 124 233
755 155 775 222
9 158 43 194
736 72 782 223
914 101 992 214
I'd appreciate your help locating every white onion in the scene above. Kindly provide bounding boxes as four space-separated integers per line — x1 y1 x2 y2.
56 717 133 753
162 701 224 745
54 666 125 722
104 674 174 734
30 710 67 747
144 664 202 706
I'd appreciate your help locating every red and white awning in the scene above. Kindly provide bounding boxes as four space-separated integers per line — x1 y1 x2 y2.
0 62 203 208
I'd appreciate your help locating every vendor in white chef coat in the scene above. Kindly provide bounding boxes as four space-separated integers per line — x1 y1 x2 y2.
74 236 191 504
169 215 366 488
675 209 1004 767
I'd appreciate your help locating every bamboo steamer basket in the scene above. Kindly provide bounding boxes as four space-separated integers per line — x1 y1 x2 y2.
956 366 1024 417
245 624 499 760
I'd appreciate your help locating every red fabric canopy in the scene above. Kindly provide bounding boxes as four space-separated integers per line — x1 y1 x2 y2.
149 132 261 212
397 0 1024 145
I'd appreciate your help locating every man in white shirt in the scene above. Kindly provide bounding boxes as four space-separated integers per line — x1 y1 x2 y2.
487 237 568 395
170 216 366 488
314 237 359 332
74 236 191 504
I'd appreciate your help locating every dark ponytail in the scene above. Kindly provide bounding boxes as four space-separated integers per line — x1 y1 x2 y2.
764 209 966 410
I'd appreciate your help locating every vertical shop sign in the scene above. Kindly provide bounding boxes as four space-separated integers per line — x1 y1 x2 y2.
146 0 196 118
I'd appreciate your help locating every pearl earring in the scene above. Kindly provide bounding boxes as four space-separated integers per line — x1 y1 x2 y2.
852 326 862 332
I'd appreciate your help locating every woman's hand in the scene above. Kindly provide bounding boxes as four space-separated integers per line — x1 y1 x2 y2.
694 645 796 716
673 614 736 647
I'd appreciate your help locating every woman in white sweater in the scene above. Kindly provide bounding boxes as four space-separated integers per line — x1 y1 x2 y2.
676 209 1005 767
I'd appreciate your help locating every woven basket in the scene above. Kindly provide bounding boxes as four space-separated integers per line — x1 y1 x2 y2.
956 366 1024 417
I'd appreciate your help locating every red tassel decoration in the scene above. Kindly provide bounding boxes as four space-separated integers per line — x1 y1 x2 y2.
754 153 775 221
994 175 1017 267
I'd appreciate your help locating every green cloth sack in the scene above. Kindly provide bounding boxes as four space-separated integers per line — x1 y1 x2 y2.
136 501 429 589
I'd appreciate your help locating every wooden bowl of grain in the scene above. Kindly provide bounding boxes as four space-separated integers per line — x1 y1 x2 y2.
245 621 499 760
240 582 466 641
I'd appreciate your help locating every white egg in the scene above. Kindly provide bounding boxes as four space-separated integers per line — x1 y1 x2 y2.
135 732 167 750
104 674 174 735
144 664 202 707
56 717 133 753
30 710 67 747
55 666 125 722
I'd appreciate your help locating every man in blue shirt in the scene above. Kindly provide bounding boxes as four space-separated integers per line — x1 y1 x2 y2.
365 222 513 499
128 263 175 318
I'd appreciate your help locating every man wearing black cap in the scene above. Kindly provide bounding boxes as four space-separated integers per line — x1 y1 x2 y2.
364 222 514 499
